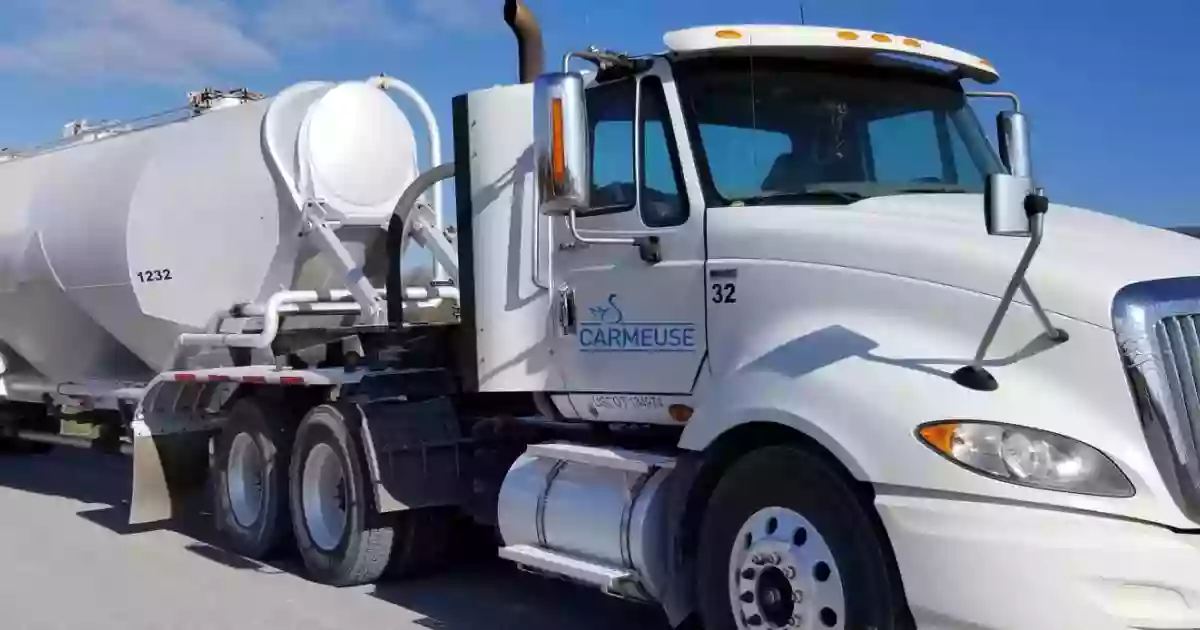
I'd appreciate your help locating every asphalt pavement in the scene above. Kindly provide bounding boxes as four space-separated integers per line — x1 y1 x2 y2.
0 447 668 630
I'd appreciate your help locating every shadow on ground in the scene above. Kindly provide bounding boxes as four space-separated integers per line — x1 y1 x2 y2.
0 447 669 630
370 561 668 630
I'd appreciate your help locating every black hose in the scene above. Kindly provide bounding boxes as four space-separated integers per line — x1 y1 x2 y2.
386 162 457 327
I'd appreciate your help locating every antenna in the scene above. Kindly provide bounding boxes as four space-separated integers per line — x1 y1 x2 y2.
799 0 807 24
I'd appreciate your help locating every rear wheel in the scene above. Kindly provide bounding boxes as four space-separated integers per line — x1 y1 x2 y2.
289 404 395 586
696 445 910 630
211 397 294 559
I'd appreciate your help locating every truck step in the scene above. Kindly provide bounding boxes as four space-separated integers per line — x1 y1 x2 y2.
524 442 675 473
498 544 644 597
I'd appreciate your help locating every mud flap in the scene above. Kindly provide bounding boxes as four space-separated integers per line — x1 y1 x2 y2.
357 395 469 514
130 432 211 524
128 379 231 525
659 453 704 628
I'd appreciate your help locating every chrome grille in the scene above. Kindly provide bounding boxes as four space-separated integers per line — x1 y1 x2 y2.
1157 315 1200 434
1114 277 1200 517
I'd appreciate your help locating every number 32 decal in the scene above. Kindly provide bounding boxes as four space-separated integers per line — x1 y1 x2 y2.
711 282 737 304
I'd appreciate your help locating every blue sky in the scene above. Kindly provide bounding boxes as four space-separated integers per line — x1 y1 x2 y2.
0 0 1195 227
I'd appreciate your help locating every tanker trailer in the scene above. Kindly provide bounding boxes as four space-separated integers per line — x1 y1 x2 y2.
0 80 425 448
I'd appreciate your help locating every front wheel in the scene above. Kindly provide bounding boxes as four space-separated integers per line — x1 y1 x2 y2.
696 445 910 630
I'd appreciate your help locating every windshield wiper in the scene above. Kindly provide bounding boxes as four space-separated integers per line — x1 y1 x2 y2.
734 190 868 207
887 185 976 195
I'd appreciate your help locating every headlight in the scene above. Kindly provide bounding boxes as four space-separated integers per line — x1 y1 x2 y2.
917 421 1134 497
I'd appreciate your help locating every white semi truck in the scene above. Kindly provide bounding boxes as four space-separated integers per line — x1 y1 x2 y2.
3 2 1200 629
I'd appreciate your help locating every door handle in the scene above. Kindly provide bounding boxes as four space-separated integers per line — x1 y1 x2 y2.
558 286 577 336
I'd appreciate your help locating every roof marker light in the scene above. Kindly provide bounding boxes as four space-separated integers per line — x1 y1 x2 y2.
661 25 1001 84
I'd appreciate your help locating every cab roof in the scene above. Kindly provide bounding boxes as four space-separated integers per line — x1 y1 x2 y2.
662 25 999 85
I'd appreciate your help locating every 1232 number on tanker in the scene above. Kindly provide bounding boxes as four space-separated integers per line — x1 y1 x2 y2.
136 268 173 283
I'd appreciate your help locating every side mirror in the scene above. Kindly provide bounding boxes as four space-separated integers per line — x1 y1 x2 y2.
997 110 1032 178
985 110 1038 237
957 99 1065 393
533 71 590 216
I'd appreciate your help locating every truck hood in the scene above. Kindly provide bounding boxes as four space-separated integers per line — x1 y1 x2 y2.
723 194 1200 329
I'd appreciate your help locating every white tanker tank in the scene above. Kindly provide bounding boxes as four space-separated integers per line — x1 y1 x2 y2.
0 80 421 396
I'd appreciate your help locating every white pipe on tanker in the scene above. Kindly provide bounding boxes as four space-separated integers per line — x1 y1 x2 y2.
367 75 446 282
261 80 330 215
178 290 333 349
235 286 458 318
178 285 460 349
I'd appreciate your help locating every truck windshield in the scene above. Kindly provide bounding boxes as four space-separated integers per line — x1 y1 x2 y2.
671 56 1004 207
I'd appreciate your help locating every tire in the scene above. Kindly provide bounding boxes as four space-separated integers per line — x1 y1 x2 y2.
696 445 910 630
211 397 294 560
385 506 460 578
289 404 395 586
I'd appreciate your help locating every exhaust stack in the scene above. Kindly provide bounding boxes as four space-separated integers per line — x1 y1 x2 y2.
503 0 545 84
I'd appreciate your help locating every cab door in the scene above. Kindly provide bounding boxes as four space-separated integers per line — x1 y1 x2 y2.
550 63 707 398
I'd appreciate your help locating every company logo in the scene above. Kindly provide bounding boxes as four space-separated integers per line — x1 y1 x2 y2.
588 293 625 325
579 293 697 353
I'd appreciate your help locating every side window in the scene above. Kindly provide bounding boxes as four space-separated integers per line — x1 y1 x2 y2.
585 75 689 228
587 79 637 212
638 76 688 228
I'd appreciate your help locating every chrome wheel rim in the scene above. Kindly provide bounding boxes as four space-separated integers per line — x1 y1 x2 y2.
729 507 845 629
226 432 265 528
301 443 347 551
